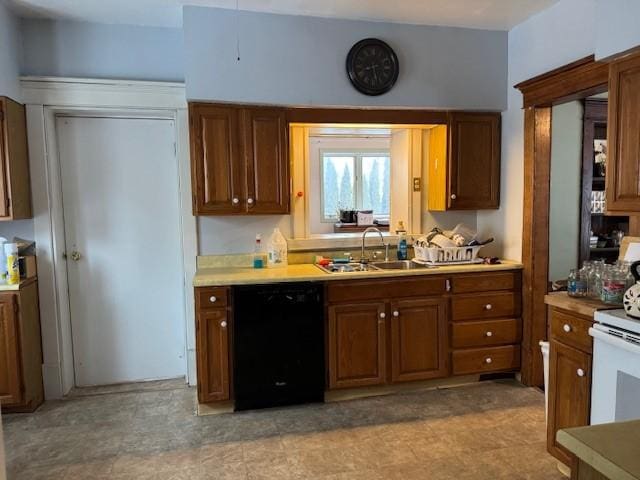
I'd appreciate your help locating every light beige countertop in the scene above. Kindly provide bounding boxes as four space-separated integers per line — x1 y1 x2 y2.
193 260 523 287
544 291 619 318
557 420 640 480
0 278 36 292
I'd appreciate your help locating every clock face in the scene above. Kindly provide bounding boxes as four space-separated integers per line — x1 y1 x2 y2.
346 38 399 96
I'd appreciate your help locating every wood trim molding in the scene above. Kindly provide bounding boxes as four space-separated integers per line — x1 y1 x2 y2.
520 107 551 386
517 55 609 386
515 56 609 108
287 107 449 125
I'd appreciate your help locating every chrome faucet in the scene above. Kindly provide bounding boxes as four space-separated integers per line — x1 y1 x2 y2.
361 227 389 263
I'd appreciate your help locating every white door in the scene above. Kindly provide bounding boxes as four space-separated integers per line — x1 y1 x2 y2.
56 115 185 386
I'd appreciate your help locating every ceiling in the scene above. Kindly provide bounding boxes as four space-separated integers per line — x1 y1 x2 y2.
9 0 559 30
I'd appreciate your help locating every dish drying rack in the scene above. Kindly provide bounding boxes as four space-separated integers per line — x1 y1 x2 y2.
413 245 484 266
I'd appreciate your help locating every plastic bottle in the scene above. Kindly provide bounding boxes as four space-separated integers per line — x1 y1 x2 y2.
0 237 7 284
267 228 288 268
396 221 408 260
5 243 19 285
253 234 264 269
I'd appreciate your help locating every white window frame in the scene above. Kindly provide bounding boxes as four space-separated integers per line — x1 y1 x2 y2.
319 149 391 223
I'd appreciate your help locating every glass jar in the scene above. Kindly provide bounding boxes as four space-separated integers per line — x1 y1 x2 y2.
589 261 605 299
600 265 626 305
568 268 588 297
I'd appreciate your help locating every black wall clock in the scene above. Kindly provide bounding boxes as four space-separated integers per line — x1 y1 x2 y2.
346 38 399 96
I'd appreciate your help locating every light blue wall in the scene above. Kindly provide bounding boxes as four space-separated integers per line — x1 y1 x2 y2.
20 19 184 82
595 0 640 60
0 0 22 100
183 7 508 110
477 0 597 260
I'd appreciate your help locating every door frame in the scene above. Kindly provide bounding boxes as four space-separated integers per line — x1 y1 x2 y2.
514 56 609 386
21 77 197 398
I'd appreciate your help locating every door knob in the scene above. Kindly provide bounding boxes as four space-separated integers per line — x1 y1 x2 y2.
450 194 457 200
485 304 493 310
563 324 572 333
379 312 386 319
232 197 239 205
220 321 227 328
577 368 585 377
70 251 82 261
247 198 254 205
485 357 493 364
485 331 493 337
393 311 399 317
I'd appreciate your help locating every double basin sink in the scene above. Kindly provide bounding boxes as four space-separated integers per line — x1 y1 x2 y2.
317 260 435 274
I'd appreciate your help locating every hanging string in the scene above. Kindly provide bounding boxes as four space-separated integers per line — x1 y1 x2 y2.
236 0 241 61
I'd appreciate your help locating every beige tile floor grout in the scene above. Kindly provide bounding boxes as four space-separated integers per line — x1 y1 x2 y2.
3 379 564 479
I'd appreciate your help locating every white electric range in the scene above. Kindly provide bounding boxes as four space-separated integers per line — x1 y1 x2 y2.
590 310 640 425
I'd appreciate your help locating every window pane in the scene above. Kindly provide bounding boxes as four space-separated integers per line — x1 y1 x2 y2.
361 156 390 216
323 156 355 218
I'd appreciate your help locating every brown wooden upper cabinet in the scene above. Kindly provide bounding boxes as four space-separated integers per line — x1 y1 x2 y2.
428 112 501 211
189 103 290 215
606 52 640 213
0 97 33 220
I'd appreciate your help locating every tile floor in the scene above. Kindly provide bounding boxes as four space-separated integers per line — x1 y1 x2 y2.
3 379 564 480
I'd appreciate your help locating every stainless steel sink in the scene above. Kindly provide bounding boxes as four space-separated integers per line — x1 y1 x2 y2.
371 260 435 270
316 262 381 274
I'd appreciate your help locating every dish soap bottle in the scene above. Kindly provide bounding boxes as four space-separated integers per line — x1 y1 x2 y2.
396 221 408 260
253 234 264 269
267 228 288 268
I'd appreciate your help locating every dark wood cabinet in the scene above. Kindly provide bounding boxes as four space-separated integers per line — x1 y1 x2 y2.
0 97 33 220
547 306 593 466
428 112 501 211
547 340 592 466
196 308 230 403
606 52 640 213
448 112 501 209
390 298 447 383
242 108 289 214
328 302 387 389
0 295 21 405
189 103 290 216
0 281 44 412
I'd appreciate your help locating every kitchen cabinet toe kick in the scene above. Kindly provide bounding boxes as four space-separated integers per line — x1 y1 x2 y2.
195 269 522 408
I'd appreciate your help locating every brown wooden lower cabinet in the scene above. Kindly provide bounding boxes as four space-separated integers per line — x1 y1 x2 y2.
0 281 44 412
195 269 523 404
196 308 231 403
327 302 387 389
547 339 592 466
390 298 447 383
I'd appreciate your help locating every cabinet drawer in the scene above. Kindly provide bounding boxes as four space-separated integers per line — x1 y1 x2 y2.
451 272 518 294
451 319 522 349
196 287 229 309
549 308 593 353
327 277 446 303
452 345 521 375
451 292 518 321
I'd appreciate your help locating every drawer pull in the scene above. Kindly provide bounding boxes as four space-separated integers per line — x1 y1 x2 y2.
485 331 493 337
577 368 585 377
209 296 217 303
220 321 227 328
232 197 239 205
380 312 386 319
393 311 399 317
563 324 572 333
247 198 254 205
485 357 493 364
485 304 493 310
451 194 457 200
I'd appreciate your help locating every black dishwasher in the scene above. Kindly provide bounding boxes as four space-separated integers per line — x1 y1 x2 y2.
233 282 325 411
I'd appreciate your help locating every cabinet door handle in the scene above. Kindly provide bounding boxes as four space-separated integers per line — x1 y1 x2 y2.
445 279 451 292
232 197 239 205
220 321 227 328
485 304 493 310
247 198 254 205
379 312 386 319
485 357 493 364
451 194 457 200
577 368 585 377
563 324 572 333
392 311 399 317
485 331 493 337
209 296 217 303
